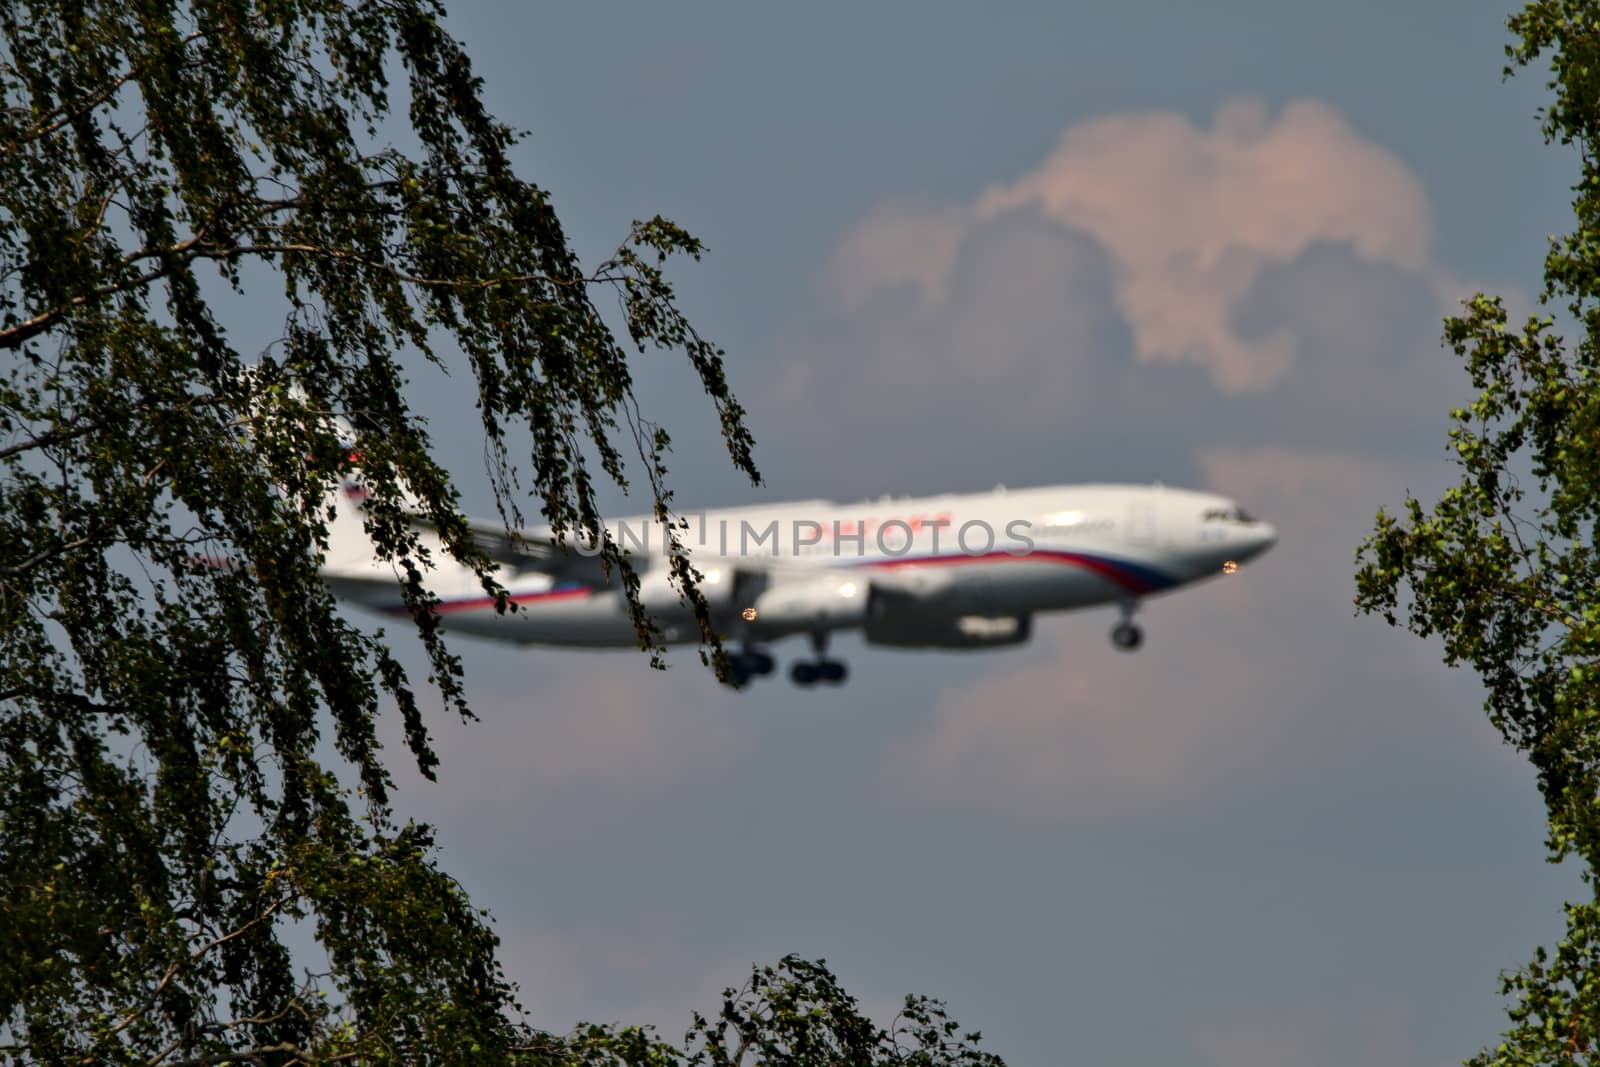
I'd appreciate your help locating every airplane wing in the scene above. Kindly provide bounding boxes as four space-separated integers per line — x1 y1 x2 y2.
407 512 622 589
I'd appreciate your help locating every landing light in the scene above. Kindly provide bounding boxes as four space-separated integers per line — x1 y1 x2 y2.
704 569 722 585
1221 560 1239 575
839 581 859 597
741 607 758 621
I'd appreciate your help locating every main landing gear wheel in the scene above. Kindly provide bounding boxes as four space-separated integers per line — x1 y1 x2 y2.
742 648 775 676
791 631 849 687
1110 621 1144 651
726 646 775 688
791 659 849 686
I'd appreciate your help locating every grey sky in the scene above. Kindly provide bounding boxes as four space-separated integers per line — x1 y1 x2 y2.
289 3 1587 1064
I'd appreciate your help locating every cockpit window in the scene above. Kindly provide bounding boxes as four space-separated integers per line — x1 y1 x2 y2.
1203 507 1256 524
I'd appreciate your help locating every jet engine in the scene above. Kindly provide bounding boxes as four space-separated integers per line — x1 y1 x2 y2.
864 605 1032 649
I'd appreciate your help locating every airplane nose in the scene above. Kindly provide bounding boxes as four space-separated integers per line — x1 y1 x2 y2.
1247 522 1278 559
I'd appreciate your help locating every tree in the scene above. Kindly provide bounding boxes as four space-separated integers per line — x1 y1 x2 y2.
0 1 1003 1063
1356 2 1600 1062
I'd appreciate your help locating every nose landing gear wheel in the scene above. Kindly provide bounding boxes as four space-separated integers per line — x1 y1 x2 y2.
1110 622 1143 651
791 661 819 686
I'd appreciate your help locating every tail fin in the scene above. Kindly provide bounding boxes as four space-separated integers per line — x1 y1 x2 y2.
227 371 414 591
316 414 444 591
317 415 389 581
321 472 385 580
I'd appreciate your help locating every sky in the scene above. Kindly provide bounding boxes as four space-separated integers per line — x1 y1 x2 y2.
281 3 1589 1064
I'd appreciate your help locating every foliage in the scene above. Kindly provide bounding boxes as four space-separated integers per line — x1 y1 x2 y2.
520 957 1006 1067
0 1 1008 1065
1355 2 1600 1061
678 956 1005 1067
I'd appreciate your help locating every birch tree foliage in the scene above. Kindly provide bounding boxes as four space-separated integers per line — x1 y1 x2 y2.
1357 3 1600 1061
0 0 1007 1062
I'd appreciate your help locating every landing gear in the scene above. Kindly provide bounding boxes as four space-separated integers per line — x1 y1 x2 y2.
791 631 849 687
1110 599 1144 652
791 659 848 686
1110 621 1143 651
742 648 776 676
725 645 776 688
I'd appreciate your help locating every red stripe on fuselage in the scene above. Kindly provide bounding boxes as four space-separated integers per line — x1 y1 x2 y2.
383 585 593 616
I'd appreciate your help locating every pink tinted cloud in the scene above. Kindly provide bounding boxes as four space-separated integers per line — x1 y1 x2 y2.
774 208 1124 450
880 575 1265 823
828 97 1440 393
1194 445 1425 519
502 920 749 1036
978 97 1436 391
823 197 970 313
501 922 939 1048
387 653 751 819
1188 996 1416 1067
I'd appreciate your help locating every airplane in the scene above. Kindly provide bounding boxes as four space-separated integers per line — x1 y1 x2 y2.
319 473 1278 688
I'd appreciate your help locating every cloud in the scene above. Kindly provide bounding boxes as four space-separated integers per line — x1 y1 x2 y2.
1222 242 1466 454
500 921 943 1048
823 197 970 313
811 97 1443 403
880 568 1265 823
757 97 1475 502
767 100 1508 822
1189 1009 1323 1067
777 208 1131 448
1188 998 1416 1067
384 646 752 827
502 920 750 1036
768 206 1162 496
975 97 1439 391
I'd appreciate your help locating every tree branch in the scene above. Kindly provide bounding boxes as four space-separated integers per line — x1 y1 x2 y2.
107 902 283 1044
0 232 610 352
0 531 98 578
0 31 206 162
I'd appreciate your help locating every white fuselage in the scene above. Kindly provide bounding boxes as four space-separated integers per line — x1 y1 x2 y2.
324 482 1277 653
